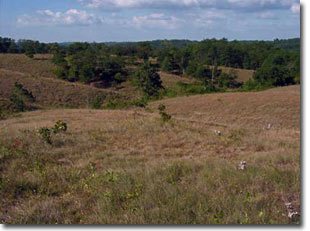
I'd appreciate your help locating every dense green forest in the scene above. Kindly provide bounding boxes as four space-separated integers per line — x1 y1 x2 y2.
0 37 300 96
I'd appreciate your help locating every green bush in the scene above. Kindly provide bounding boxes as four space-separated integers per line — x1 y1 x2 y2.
158 104 171 123
9 94 25 112
242 79 272 92
131 97 148 108
54 67 68 80
14 82 36 102
38 127 52 144
53 120 67 133
91 95 103 109
38 121 68 144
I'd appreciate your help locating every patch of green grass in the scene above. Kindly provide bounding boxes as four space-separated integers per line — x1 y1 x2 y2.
103 97 148 110
164 82 207 98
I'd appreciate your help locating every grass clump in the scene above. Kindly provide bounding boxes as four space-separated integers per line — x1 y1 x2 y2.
164 82 207 98
38 127 53 144
91 95 103 109
158 104 171 123
104 97 148 110
14 82 36 102
38 120 68 144
9 94 25 112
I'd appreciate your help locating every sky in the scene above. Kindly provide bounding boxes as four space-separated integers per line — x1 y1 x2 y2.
0 0 300 43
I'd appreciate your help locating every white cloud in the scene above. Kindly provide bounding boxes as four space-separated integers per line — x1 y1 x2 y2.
78 0 299 11
132 13 183 29
17 9 104 26
192 10 226 28
291 3 300 14
256 11 276 19
78 0 205 9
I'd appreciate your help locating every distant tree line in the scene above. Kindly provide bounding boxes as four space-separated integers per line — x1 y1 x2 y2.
0 37 59 57
1 36 300 90
52 42 127 86
156 38 300 89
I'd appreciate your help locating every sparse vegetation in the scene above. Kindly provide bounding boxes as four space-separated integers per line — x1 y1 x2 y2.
133 62 163 98
38 120 68 144
38 127 53 144
9 94 25 112
0 36 300 224
91 95 103 109
0 86 300 224
158 104 172 123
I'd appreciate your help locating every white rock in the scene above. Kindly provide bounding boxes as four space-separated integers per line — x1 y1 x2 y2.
238 161 247 170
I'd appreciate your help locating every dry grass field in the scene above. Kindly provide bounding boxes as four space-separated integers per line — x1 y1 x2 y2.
0 54 56 79
0 85 300 224
0 68 121 109
217 66 254 83
158 71 198 88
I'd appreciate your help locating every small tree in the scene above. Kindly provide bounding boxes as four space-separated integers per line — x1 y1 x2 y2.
91 95 103 109
218 71 240 89
25 47 35 58
158 104 171 123
9 94 25 112
134 62 163 97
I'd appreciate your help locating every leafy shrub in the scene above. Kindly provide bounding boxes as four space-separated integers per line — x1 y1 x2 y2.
54 67 68 80
158 104 171 123
53 120 67 133
38 127 52 144
25 49 34 59
9 94 25 112
217 71 241 89
131 97 148 108
91 95 103 109
242 79 272 92
14 82 36 102
38 121 67 144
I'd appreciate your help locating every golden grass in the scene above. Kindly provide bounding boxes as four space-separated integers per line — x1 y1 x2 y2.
0 85 300 224
0 54 56 79
217 66 254 83
150 85 300 130
0 69 122 109
159 71 198 88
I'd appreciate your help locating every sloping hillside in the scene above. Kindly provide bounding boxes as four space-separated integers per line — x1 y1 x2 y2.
217 66 254 83
0 68 121 109
0 54 56 79
150 85 300 130
0 85 300 224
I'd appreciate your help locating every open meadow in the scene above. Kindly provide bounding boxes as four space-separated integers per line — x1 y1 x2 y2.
0 80 300 223
0 36 300 224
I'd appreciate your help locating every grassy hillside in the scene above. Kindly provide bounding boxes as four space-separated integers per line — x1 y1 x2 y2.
0 68 121 110
0 85 300 224
150 85 300 129
217 66 254 83
0 54 56 79
0 54 206 116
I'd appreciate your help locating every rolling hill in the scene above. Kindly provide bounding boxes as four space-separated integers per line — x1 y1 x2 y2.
0 83 300 224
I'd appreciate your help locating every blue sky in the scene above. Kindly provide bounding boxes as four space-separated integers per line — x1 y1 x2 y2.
0 0 300 42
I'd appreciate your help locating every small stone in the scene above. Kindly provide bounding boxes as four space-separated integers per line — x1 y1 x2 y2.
238 161 247 170
213 130 222 136
285 202 300 222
